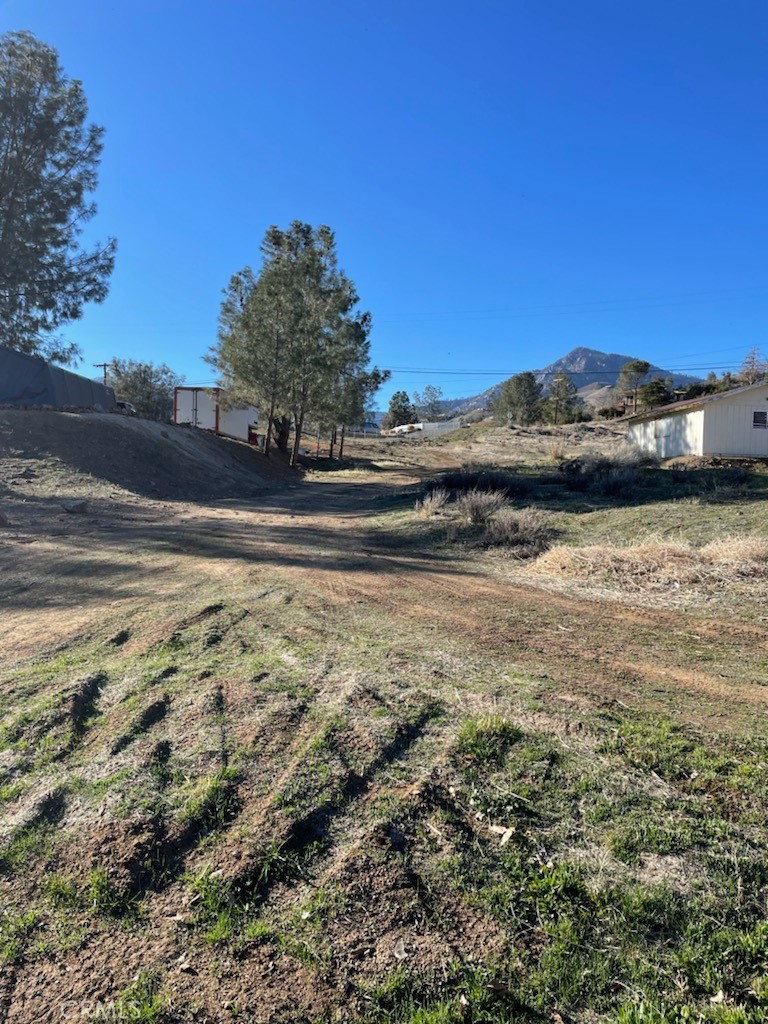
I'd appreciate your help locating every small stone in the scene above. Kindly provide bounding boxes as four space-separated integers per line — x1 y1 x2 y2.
60 499 88 514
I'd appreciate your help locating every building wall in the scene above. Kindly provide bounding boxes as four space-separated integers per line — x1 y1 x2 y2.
628 408 704 457
701 386 768 456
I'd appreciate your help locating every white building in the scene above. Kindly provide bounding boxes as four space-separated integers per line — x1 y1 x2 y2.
627 381 768 459
173 387 259 445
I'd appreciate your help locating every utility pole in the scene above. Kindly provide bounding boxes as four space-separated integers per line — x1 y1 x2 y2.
93 362 109 385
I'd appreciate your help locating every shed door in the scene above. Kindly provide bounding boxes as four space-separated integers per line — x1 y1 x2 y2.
654 417 671 458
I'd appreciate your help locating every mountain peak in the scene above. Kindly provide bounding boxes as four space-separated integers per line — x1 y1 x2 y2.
442 347 700 415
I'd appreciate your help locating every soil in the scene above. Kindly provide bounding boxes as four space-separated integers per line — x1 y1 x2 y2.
0 414 766 1022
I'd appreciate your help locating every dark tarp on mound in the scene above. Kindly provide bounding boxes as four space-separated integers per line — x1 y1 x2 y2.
0 346 116 409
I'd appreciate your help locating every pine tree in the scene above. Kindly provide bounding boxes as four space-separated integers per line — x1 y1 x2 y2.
616 360 651 413
547 372 578 424
496 372 543 425
0 31 115 361
637 376 674 410
383 391 417 428
209 222 385 467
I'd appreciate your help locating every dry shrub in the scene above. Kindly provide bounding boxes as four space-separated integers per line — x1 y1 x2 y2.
456 488 508 524
548 443 567 463
530 535 768 593
414 487 449 517
484 508 554 558
559 446 654 496
429 467 531 499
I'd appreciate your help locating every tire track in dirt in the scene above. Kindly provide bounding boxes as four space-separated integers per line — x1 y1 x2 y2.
268 548 768 729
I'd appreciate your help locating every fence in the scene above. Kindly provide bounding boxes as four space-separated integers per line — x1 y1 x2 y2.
343 419 461 440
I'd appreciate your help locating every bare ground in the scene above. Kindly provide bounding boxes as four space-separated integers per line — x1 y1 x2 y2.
1 416 767 1022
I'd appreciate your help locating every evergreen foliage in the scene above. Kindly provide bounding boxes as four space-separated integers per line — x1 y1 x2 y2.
546 371 578 423
209 222 386 465
494 372 543 425
0 31 115 362
637 375 674 410
383 390 417 428
616 360 651 411
107 359 184 420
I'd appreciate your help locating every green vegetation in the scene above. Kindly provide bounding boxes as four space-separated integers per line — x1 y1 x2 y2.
0 30 115 361
110 971 169 1024
3 421 768 1020
424 713 768 1022
0 908 41 964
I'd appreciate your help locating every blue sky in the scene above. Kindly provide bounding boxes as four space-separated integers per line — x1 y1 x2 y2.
3 0 768 405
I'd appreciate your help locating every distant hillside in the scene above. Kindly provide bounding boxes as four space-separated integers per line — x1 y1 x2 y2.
442 347 700 415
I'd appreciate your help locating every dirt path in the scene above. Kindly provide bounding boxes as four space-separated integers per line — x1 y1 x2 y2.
3 470 767 733
3 451 768 1022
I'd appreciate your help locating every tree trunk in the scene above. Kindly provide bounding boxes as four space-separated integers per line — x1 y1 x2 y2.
264 397 276 458
290 410 305 468
338 424 346 460
274 416 290 452
329 427 337 459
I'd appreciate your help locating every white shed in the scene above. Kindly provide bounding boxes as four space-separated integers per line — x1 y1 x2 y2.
173 387 259 445
627 381 768 459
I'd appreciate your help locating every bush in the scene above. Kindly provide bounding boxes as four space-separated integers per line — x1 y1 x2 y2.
456 488 508 524
414 487 448 517
558 448 653 496
427 467 530 499
483 508 554 557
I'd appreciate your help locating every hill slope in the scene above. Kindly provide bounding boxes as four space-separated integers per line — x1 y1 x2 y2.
0 410 286 502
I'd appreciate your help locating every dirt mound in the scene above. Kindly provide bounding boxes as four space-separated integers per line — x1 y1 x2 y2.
0 410 288 501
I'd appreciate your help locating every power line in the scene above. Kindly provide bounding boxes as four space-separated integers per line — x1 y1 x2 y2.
375 288 768 323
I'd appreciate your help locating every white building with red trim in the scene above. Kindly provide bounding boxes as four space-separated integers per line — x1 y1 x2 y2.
173 387 259 445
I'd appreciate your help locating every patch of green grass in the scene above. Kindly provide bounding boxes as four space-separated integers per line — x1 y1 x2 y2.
429 711 768 1021
0 821 55 874
42 873 82 909
179 767 241 834
111 971 169 1024
456 715 521 765
0 909 41 964
359 963 525 1023
86 867 142 920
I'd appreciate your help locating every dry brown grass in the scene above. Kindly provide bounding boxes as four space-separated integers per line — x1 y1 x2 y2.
414 487 449 517
530 534 768 593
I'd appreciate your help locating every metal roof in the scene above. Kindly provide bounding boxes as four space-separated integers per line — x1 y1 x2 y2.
627 380 768 423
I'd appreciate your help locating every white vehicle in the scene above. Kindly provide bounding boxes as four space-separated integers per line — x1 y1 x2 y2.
173 387 259 445
389 422 423 435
